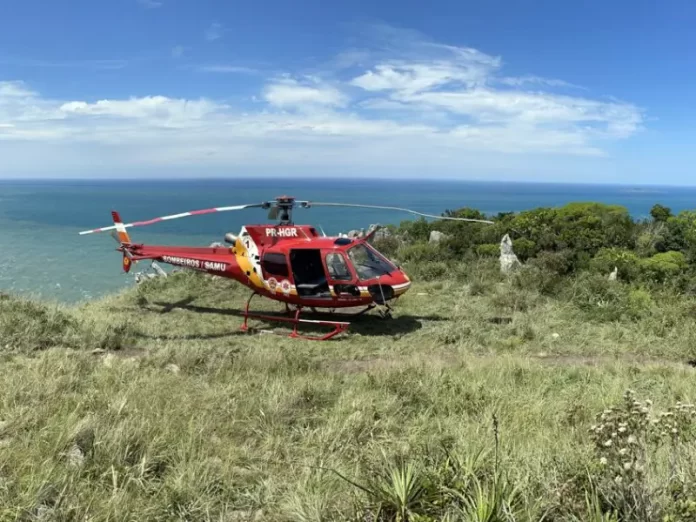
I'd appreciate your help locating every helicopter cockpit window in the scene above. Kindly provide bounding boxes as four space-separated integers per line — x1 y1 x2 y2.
262 252 289 277
346 243 396 281
326 252 352 281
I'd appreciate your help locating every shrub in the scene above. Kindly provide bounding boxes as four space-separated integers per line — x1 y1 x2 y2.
512 265 565 296
398 243 442 264
650 203 673 222
512 238 536 261
639 251 687 283
590 248 641 282
661 211 696 256
566 273 645 322
399 217 432 242
634 222 667 257
509 202 634 257
529 250 577 276
476 244 499 257
372 235 401 259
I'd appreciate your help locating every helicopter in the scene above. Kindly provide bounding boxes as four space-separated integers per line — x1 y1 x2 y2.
79 196 493 340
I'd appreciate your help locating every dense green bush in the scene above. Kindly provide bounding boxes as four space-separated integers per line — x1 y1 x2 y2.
382 200 696 292
639 251 688 283
512 238 536 261
590 247 642 281
475 244 499 257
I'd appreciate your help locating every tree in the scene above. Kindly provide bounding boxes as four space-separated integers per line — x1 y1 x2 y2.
650 204 672 223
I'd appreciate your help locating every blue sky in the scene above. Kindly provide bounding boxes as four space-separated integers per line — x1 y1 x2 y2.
1 0 695 184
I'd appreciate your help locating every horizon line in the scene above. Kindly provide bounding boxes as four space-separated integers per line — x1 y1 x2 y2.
1 176 696 190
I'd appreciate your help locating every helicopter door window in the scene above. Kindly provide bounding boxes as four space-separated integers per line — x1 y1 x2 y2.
325 252 352 281
261 252 289 277
347 243 396 281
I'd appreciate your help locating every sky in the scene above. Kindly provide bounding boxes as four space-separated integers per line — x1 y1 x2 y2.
1 0 695 184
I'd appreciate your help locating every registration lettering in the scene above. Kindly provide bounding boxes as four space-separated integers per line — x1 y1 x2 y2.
265 227 298 238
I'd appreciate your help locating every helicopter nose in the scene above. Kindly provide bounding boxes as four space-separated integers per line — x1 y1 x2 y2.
366 272 411 304
391 271 411 297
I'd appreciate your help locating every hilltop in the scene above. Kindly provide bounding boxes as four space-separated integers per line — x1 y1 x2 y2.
2 201 696 520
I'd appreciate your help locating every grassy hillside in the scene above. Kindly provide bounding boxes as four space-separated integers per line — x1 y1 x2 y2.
3 201 696 520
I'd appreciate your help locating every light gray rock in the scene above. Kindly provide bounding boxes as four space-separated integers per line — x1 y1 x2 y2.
499 234 521 273
429 230 448 243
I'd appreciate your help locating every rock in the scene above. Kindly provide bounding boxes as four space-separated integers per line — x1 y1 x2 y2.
35 505 52 521
66 444 85 467
608 266 618 281
368 224 391 240
499 234 521 273
165 363 180 375
151 261 167 277
347 229 364 238
429 230 448 243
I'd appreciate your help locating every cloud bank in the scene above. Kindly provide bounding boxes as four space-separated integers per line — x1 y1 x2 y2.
0 25 644 178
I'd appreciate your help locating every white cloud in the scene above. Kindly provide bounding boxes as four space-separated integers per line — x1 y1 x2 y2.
205 22 223 41
58 96 223 122
498 75 583 89
0 26 646 178
263 79 348 109
0 81 37 98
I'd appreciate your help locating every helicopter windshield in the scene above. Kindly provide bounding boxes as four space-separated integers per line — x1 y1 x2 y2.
346 243 396 280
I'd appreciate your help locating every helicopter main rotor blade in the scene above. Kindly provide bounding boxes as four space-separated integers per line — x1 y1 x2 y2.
303 202 495 224
78 203 267 235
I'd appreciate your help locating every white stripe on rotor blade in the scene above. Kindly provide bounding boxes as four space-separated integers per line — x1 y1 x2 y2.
216 205 248 211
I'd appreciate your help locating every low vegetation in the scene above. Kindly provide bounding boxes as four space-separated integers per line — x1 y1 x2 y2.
2 201 696 520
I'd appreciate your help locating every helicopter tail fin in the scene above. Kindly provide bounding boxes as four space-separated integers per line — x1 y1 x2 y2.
111 211 132 245
110 211 136 273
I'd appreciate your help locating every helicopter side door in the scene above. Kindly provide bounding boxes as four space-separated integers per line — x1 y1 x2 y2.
260 250 292 291
323 250 361 298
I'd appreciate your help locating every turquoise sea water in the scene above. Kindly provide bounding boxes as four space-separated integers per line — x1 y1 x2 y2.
2 178 696 303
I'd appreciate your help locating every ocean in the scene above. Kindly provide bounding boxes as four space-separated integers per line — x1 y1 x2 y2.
2 178 696 304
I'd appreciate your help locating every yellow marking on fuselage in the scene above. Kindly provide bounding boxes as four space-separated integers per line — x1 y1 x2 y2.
233 238 265 290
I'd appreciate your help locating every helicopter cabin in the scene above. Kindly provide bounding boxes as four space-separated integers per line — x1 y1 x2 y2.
259 237 397 299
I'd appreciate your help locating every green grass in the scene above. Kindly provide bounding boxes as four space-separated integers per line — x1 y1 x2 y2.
2 266 696 520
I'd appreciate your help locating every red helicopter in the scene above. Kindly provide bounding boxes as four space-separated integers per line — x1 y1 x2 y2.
79 196 492 340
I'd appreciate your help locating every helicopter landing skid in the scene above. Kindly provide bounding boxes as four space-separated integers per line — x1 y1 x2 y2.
240 293 350 341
